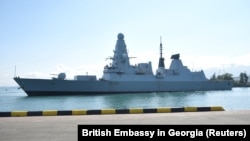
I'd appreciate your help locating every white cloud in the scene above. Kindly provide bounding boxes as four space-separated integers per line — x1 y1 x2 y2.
53 64 103 79
176 53 250 70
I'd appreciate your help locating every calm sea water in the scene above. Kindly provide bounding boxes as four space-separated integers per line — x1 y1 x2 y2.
0 86 250 112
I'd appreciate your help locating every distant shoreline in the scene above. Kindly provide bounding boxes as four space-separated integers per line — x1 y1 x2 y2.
233 84 250 87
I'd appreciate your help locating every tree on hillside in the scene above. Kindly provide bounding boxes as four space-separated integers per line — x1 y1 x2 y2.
210 73 217 80
240 72 249 85
216 73 233 80
209 72 234 81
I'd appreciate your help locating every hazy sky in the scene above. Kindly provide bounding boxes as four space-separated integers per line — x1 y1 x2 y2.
1 0 250 86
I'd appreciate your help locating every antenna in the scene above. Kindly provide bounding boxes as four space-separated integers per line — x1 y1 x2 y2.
160 36 163 58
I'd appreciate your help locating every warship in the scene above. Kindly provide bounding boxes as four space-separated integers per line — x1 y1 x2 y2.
14 33 233 96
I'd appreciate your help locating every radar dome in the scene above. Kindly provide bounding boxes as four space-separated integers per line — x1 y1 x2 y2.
117 33 124 40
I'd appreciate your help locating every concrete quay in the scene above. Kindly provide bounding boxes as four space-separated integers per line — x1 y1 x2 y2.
0 110 250 141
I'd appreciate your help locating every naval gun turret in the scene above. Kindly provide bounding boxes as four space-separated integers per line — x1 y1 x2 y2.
51 72 66 80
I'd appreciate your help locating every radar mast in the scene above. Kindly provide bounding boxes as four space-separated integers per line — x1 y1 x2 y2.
158 36 165 68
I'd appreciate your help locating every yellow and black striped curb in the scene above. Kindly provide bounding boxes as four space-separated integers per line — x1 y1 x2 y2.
0 106 224 117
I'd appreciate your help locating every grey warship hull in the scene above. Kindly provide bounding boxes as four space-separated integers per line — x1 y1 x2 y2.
14 33 233 96
14 78 232 96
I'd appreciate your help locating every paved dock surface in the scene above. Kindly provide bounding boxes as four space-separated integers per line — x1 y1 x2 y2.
1 110 250 141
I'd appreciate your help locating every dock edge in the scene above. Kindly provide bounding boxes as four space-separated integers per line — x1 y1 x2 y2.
0 106 225 117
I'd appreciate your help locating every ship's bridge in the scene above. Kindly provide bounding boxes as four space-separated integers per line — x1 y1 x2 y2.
102 33 154 81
